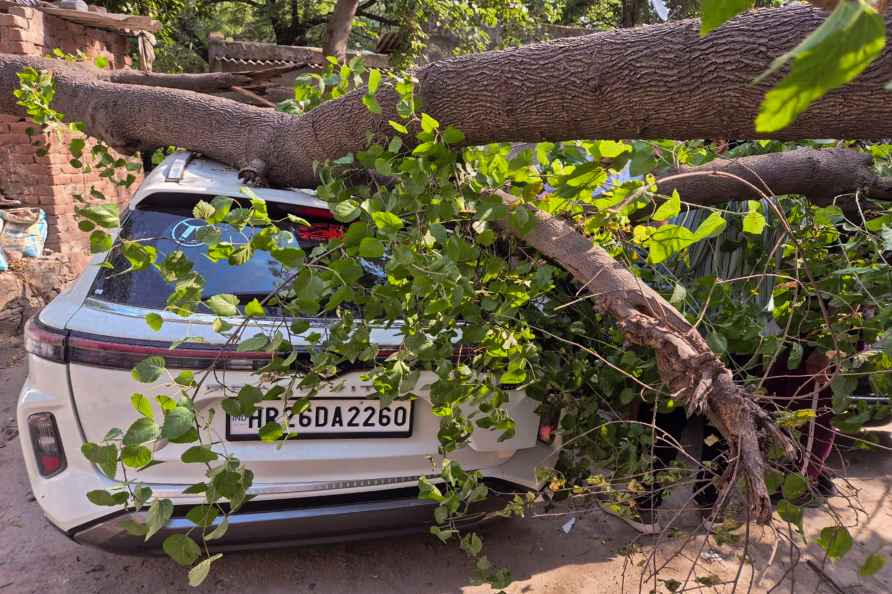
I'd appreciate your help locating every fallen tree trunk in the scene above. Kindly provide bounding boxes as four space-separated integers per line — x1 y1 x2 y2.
2 5 892 188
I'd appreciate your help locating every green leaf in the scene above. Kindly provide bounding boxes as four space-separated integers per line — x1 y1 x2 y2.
244 298 265 318
653 190 681 221
782 472 809 502
859 553 887 577
816 526 854 561
77 203 119 228
123 417 159 446
156 394 177 411
460 532 483 556
756 2 885 133
162 533 201 567
880 225 892 252
362 94 382 114
764 468 783 494
259 421 284 442
192 200 215 220
332 199 361 222
131 356 166 383
181 445 219 464
644 224 695 264
188 553 223 587
371 211 404 234
174 371 194 386
367 68 381 94
236 334 269 352
130 393 154 419
743 202 767 235
69 137 85 157
831 374 857 412
499 366 527 385
236 384 265 415
144 313 163 332
420 112 439 132
706 332 728 354
814 205 844 225
145 498 173 541
89 230 113 253
442 126 465 144
186 504 220 528
271 246 304 268
87 489 129 506
388 120 408 134
81 442 118 478
359 237 385 258
161 406 194 440
121 445 152 468
700 0 753 36
204 516 229 541
776 499 803 532
412 142 436 156
206 293 239 317
692 212 727 241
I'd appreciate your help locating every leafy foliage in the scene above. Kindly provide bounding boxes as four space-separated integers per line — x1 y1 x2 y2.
17 24 892 586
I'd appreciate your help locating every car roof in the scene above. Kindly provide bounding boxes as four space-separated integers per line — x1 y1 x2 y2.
131 151 329 210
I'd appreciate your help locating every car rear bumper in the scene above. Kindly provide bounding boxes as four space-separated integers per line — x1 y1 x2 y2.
69 484 520 554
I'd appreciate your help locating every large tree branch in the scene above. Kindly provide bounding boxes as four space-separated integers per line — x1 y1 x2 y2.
655 147 892 206
494 189 793 522
105 65 300 92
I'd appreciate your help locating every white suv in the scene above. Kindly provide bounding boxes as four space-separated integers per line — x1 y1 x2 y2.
18 152 556 552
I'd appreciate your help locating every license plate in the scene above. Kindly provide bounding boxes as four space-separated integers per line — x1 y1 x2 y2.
226 398 414 440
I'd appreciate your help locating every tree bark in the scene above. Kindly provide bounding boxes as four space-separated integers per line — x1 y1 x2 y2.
106 65 300 92
655 148 892 206
323 0 360 61
0 6 891 188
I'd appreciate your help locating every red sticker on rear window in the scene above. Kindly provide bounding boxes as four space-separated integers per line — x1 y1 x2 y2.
299 223 344 242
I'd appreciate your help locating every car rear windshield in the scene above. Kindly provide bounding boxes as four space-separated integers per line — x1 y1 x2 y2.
89 192 377 312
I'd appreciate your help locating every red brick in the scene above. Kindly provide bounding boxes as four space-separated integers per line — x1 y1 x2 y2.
0 14 29 29
8 7 34 19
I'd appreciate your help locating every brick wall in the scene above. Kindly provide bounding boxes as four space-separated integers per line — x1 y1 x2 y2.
0 5 140 268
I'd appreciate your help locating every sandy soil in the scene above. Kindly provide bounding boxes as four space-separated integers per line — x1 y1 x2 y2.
2 341 892 594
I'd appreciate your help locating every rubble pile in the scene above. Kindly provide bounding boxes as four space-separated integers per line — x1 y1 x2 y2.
0 252 76 336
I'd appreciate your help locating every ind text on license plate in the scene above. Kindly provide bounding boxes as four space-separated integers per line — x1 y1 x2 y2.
226 398 413 440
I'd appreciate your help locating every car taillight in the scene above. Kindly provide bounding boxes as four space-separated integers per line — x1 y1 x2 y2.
67 334 275 370
537 408 561 445
28 412 67 477
24 317 67 363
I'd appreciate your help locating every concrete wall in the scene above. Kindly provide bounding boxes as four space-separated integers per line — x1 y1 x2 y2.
0 5 140 266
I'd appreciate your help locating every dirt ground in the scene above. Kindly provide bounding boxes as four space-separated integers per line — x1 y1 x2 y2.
2 340 892 594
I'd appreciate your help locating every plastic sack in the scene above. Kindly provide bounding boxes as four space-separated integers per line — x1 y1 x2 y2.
0 208 47 268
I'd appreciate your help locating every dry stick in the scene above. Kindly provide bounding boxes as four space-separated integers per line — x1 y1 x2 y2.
805 560 846 594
